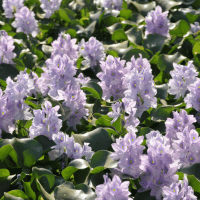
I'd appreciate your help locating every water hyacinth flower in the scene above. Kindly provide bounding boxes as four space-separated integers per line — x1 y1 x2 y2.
50 132 94 162
168 61 198 99
124 54 157 117
139 131 178 200
184 78 200 112
191 22 200 34
165 109 196 140
162 175 197 200
97 55 127 100
0 30 16 64
95 174 132 200
145 6 170 37
40 0 62 18
3 0 24 18
79 37 106 71
51 32 79 61
111 127 144 179
29 101 62 139
11 6 39 37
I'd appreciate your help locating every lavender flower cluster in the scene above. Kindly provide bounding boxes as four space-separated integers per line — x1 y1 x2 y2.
0 30 16 64
50 131 94 162
145 6 170 37
168 61 198 99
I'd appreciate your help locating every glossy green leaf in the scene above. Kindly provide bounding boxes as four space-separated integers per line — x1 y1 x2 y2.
54 182 97 200
112 29 128 41
81 81 102 99
119 9 132 20
137 127 153 136
155 84 169 100
2 190 28 200
169 20 190 36
125 27 142 45
144 34 167 54
179 163 200 180
31 167 55 192
157 52 186 73
106 23 122 35
23 181 36 200
151 106 174 122
193 42 200 56
90 150 118 169
156 0 182 11
62 159 90 181
73 128 111 152
0 145 13 162
122 48 150 61
77 21 96 37
34 135 56 154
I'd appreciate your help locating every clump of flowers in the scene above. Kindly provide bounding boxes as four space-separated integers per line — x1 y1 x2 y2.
0 30 16 64
100 0 123 10
79 37 106 71
29 101 62 139
162 175 197 200
11 6 39 37
97 55 127 101
139 131 178 200
108 98 140 130
5 69 34 121
111 127 145 179
168 61 198 99
77 73 91 85
165 109 196 140
40 0 62 18
124 54 157 117
3 0 24 18
172 127 200 168
184 78 200 112
51 32 79 61
50 132 94 163
0 88 15 137
191 22 200 34
95 174 131 200
145 6 170 37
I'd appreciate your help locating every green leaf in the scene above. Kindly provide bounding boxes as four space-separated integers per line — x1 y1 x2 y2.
58 9 71 23
155 84 169 100
90 150 118 170
2 190 28 200
81 81 102 99
134 191 156 200
0 176 14 198
62 159 90 181
187 175 200 193
131 1 156 16
156 0 182 11
106 23 122 35
77 21 96 37
125 27 142 45
144 34 167 54
23 181 36 200
31 167 55 192
0 64 19 81
34 135 56 154
119 9 132 20
13 58 25 70
73 128 112 152
0 145 13 162
179 163 200 180
193 42 200 56
122 48 150 61
35 179 55 200
0 169 10 178
112 29 128 41
137 127 153 136
169 20 190 37
102 16 119 27
157 52 186 73
151 106 174 122
54 182 97 200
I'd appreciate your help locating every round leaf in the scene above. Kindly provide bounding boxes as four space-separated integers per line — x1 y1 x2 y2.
112 29 128 41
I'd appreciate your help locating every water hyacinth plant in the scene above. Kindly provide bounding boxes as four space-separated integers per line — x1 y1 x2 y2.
0 0 200 199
